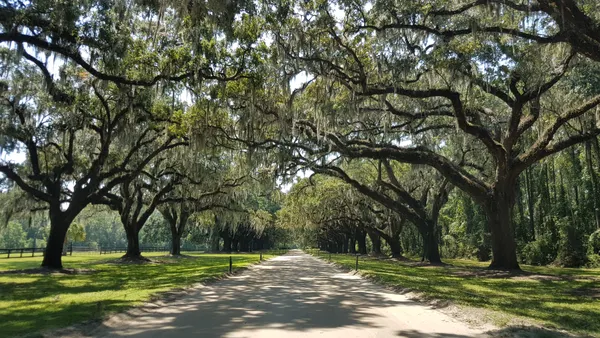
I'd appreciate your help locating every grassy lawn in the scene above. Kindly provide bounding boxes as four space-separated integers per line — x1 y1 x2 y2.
0 252 278 337
315 253 600 337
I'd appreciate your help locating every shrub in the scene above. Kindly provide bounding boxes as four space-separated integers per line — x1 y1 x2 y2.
441 234 458 258
588 254 600 268
589 230 600 255
470 232 491 261
556 218 588 267
520 234 556 266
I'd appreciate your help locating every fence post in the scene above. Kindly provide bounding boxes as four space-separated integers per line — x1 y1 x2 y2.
229 256 233 274
32 247 35 257
7 249 11 258
329 253 331 261
70 243 73 256
355 254 359 271
260 252 263 261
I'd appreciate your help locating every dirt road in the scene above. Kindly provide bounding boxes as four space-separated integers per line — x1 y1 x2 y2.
93 250 487 337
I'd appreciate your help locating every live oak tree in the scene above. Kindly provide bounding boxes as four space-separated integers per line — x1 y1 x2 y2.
0 51 185 268
0 0 261 268
279 177 361 253
309 159 452 263
279 174 383 255
416 0 600 63
3 0 600 271
88 94 192 260
158 165 247 256
231 0 600 270
211 178 281 253
96 159 182 259
0 0 256 87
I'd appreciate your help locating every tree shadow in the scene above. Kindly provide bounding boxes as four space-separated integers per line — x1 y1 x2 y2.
85 251 480 337
0 254 264 336
325 255 600 336
396 330 478 337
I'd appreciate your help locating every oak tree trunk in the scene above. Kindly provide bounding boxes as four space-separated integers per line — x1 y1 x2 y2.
168 211 188 256
210 231 220 252
239 238 251 252
171 233 181 256
42 212 71 269
421 224 442 264
357 229 367 254
382 233 402 258
367 230 382 255
124 225 142 258
485 188 520 270
222 233 232 252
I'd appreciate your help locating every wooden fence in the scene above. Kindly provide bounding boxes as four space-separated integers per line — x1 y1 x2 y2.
0 247 49 258
0 245 168 258
1 246 290 259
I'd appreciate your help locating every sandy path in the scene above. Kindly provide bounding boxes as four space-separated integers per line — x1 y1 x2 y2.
92 250 487 338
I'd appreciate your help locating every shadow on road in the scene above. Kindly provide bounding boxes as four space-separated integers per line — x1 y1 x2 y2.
89 251 472 337
396 330 476 337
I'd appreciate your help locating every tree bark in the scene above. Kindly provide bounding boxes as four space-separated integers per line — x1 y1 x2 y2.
388 237 403 258
41 211 71 269
124 225 142 258
421 224 441 264
485 189 520 270
171 233 182 256
222 231 232 252
168 209 189 256
210 229 220 252
380 232 403 258
357 229 367 254
367 230 382 255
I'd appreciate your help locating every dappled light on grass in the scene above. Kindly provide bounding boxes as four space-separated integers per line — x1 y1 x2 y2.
325 254 600 336
0 252 273 337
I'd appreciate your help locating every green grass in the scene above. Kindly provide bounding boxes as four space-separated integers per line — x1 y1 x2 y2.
0 252 277 337
316 253 600 337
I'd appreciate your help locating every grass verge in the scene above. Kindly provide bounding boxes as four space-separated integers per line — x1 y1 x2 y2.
312 252 600 337
0 252 277 337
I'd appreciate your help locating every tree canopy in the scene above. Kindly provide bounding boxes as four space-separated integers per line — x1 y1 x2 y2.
2 0 600 270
